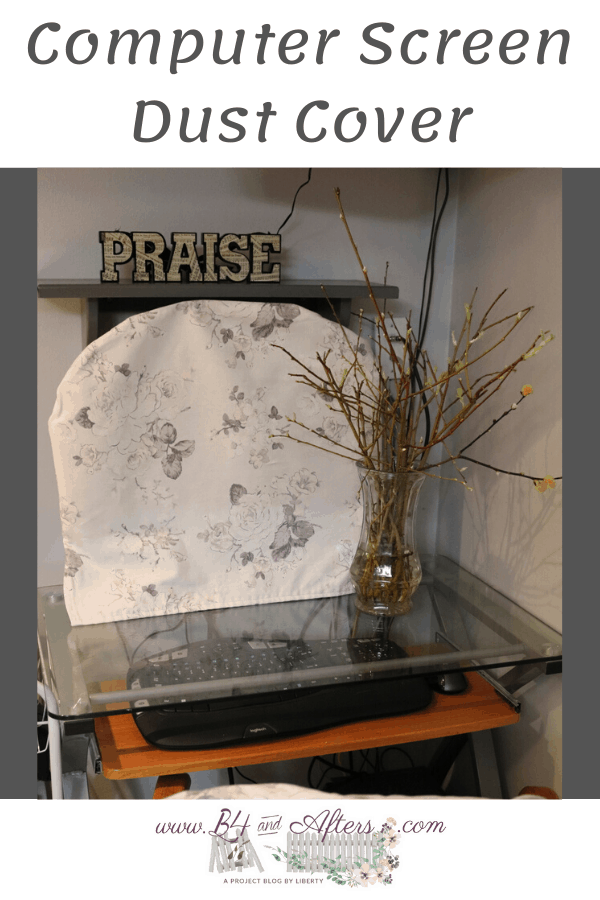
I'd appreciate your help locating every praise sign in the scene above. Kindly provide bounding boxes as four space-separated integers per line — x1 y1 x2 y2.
99 231 281 284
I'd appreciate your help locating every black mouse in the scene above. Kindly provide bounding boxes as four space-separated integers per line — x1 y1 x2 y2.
430 670 468 694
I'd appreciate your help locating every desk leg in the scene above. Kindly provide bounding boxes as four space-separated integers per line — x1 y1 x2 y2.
38 682 63 801
153 773 192 800
469 730 503 799
61 733 92 800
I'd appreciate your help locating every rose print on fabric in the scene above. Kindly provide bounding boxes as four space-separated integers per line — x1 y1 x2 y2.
77 366 189 448
111 520 187 567
288 468 319 496
290 386 357 454
140 421 196 480
249 303 301 339
59 500 79 527
69 346 115 385
177 300 215 328
197 470 320 587
148 370 191 418
69 362 194 481
85 378 141 437
177 300 302 368
72 444 108 473
64 546 84 578
133 478 177 511
113 311 164 345
218 326 256 369
107 570 206 620
177 301 257 368
228 486 282 548
213 385 288 467
269 504 316 562
73 420 195 481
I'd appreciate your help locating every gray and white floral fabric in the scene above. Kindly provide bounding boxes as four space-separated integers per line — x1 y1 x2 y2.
49 300 370 625
168 784 546 800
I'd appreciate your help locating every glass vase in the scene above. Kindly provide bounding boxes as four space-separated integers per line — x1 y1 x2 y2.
350 463 426 617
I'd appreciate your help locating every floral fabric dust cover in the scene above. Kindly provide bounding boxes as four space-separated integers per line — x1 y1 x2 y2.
49 300 370 625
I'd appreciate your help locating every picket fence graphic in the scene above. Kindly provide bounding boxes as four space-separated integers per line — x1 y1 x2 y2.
209 827 264 873
286 831 376 872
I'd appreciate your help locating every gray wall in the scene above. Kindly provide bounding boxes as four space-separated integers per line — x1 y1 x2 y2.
436 169 562 796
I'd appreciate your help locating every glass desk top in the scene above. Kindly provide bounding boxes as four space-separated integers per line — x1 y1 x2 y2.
37 555 562 720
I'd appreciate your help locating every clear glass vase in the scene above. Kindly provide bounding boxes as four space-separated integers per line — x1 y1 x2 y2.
350 463 425 617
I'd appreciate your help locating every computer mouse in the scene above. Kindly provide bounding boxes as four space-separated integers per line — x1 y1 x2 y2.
431 670 468 694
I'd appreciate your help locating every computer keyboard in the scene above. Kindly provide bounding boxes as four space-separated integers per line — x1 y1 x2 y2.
127 637 432 750
128 637 406 692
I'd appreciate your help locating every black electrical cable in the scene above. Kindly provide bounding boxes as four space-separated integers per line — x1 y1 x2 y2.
130 615 188 664
299 596 329 639
411 360 430 455
307 756 319 789
410 168 451 453
358 749 376 773
276 168 313 234
316 764 333 791
380 746 415 769
417 170 443 346
362 170 450 466
418 168 450 352
235 767 257 784
116 626 133 665
308 755 356 790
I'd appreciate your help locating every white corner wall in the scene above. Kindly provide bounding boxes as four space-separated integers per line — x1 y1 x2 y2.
436 168 562 796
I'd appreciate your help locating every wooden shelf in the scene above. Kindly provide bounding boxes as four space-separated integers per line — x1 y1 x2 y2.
95 672 518 781
39 278 399 343
37 278 399 301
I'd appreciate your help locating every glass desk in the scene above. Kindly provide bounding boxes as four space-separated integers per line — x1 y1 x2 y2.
37 556 562 798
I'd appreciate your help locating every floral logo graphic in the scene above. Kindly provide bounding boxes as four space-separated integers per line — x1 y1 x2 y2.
268 819 400 887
